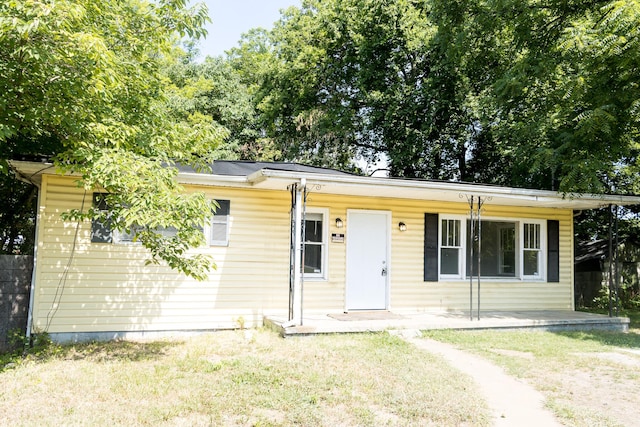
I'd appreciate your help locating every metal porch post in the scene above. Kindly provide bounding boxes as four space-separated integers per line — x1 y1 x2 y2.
469 196 475 321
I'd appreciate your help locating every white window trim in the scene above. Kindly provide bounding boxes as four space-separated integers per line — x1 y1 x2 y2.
520 220 546 281
303 207 329 281
437 215 548 282
438 215 467 280
207 200 230 247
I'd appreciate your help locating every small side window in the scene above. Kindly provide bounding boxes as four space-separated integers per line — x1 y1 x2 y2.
210 200 230 246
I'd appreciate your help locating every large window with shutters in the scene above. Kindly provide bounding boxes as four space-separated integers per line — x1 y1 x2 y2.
425 214 554 282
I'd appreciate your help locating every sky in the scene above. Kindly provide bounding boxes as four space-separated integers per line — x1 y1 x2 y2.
198 0 300 59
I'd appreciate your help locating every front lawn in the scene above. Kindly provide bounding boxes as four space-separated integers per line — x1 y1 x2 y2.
1 330 489 426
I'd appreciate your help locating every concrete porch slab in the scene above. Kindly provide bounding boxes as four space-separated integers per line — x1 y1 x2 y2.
264 310 630 337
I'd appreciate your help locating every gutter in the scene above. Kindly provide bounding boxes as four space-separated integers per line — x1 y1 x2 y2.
251 169 640 208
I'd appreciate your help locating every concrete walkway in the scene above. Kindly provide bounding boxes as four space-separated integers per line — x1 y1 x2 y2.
398 331 563 427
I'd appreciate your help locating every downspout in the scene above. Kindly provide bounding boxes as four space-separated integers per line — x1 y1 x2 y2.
26 180 43 343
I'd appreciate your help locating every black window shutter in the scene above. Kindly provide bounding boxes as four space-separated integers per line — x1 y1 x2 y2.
91 193 113 243
547 220 560 282
424 213 439 282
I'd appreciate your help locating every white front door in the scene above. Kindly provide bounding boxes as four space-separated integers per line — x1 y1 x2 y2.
346 210 389 310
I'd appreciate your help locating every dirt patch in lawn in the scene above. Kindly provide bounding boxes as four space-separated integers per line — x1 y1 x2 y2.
423 329 640 427
536 351 640 427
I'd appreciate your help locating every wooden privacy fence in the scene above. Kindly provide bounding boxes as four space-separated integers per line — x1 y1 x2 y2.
0 255 33 352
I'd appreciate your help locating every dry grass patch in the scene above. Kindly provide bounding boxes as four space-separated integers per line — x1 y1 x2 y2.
423 328 640 427
1 330 489 426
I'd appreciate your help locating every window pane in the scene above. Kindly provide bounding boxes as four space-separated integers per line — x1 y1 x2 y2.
467 221 516 277
440 248 459 275
304 219 322 243
210 222 227 243
441 219 460 247
524 223 540 249
156 226 177 238
304 244 322 273
524 250 539 276
214 199 230 216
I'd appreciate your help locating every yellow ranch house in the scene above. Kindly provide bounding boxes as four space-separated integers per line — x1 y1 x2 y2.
10 160 640 341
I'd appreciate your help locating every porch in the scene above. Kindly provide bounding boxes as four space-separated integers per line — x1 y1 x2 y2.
264 310 629 337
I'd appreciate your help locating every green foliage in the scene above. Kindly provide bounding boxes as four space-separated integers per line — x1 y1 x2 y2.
0 170 36 254
164 55 279 161
457 0 640 193
239 0 640 194
6 328 28 354
0 0 226 279
260 0 449 174
1 330 59 370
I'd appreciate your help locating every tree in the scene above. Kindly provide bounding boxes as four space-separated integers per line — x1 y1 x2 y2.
165 53 278 161
0 170 36 254
453 0 640 193
253 0 500 179
0 0 226 279
249 0 639 194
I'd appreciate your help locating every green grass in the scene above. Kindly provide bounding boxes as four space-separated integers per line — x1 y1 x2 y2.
423 323 640 427
0 330 490 426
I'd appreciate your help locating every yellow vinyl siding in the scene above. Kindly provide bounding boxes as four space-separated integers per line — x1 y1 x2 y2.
32 174 576 335
33 175 290 333
303 194 574 314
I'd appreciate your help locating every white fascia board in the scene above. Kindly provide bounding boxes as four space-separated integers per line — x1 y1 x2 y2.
177 172 252 188
11 160 640 209
249 169 640 209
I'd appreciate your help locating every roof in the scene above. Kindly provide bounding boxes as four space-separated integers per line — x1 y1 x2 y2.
9 159 640 210
178 160 354 177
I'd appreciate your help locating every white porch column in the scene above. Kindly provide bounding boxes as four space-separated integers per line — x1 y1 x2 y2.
291 178 306 325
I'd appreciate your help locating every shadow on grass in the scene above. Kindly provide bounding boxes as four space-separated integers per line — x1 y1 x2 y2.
559 308 640 349
554 330 640 350
2 339 180 370
57 340 180 362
